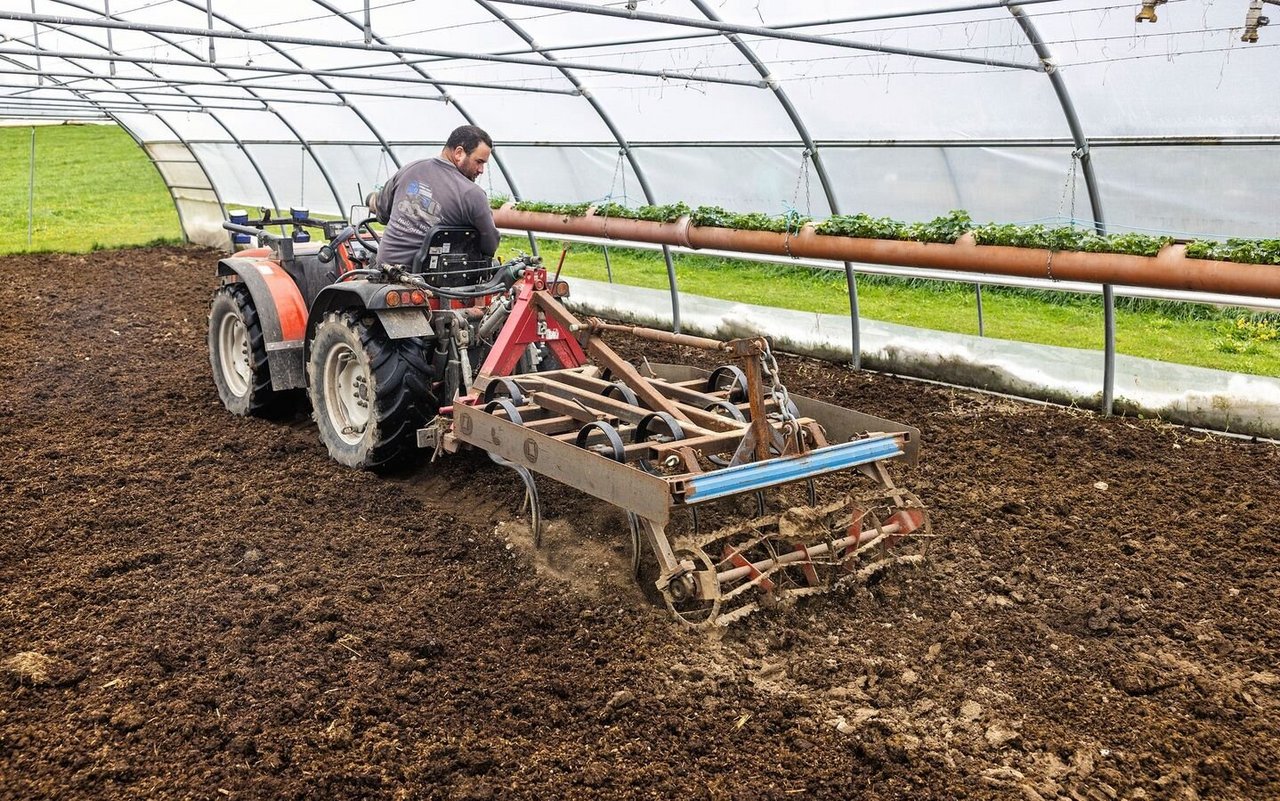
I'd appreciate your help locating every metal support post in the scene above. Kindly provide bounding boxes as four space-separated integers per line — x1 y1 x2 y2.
27 127 36 248
206 0 215 63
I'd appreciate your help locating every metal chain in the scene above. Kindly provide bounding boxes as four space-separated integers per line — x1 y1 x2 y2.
761 339 798 425
1046 149 1082 280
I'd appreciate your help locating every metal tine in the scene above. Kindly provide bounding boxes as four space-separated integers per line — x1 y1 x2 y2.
627 512 642 578
488 452 543 548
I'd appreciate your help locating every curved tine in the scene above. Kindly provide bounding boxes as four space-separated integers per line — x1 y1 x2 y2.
484 377 525 406
755 491 766 517
807 478 817 507
488 452 543 548
627 512 642 579
691 505 701 536
525 466 543 549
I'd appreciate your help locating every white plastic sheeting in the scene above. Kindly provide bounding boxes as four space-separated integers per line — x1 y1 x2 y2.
566 277 1280 438
2 0 1277 244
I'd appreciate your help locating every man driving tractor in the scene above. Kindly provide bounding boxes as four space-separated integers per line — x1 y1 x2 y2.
366 124 500 268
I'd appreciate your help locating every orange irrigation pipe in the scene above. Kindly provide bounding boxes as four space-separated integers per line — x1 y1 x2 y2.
493 205 1280 300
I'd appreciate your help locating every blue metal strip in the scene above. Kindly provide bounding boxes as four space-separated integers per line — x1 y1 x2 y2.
677 434 904 505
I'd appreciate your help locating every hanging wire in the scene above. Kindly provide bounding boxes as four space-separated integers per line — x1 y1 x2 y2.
782 148 812 258
376 146 390 187
1057 148 1081 228
599 148 631 283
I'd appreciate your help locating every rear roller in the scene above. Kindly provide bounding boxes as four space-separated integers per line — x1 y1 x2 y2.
659 489 931 626
660 545 721 627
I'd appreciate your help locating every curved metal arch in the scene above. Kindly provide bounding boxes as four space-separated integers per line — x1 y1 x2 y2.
310 0 541 254
35 1 351 214
687 0 866 367
472 0 685 331
0 20 241 243
172 0 387 213
1006 5 1115 415
0 50 212 239
40 0 282 216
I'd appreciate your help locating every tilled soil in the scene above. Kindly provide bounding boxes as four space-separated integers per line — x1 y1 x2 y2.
1 246 1278 801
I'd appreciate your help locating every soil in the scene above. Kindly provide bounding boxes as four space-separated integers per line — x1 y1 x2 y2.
1 246 1278 801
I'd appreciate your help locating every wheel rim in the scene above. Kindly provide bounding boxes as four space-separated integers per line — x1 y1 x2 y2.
322 340 372 445
217 311 252 397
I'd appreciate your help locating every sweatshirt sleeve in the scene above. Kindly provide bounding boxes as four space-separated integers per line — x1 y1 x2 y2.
470 190 500 258
374 176 396 225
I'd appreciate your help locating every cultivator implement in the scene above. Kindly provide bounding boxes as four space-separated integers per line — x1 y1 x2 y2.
212 213 928 626
437 275 930 627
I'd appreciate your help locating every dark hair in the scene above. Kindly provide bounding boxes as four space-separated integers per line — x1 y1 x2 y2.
445 125 492 154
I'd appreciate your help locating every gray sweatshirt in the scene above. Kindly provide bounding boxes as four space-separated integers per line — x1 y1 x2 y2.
373 156 499 267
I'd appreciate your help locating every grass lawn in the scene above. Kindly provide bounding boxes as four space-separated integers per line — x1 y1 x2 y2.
0 124 181 253
510 238 1280 377
3 123 1276 377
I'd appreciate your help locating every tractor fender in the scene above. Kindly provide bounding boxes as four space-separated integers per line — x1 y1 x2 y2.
217 257 307 390
307 283 434 358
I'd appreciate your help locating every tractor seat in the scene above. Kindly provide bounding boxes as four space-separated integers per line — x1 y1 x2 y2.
410 225 498 288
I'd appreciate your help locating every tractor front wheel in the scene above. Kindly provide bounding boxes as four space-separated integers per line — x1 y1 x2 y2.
308 311 434 469
209 284 288 416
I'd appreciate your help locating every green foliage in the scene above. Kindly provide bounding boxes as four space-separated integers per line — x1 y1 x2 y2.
1092 231 1174 257
902 210 974 244
1185 238 1280 264
1213 314 1280 354
815 212 907 240
488 194 510 209
512 200 592 217
688 205 809 232
972 224 1172 256
594 201 692 222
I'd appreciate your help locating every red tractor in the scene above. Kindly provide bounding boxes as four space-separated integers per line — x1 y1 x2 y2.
208 209 928 625
209 208 566 468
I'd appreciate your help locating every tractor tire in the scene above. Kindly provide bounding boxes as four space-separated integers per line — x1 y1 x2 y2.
208 284 289 417
308 310 436 470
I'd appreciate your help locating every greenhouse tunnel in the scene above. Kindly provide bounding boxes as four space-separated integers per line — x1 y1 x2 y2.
3 0 1279 434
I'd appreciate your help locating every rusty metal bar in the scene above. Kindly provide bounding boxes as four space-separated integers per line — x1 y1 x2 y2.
534 291 692 423
583 320 729 352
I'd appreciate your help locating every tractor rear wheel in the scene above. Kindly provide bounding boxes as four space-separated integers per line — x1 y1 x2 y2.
209 284 287 417
308 310 435 469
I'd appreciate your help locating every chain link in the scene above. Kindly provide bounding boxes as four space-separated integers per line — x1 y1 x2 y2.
761 339 798 426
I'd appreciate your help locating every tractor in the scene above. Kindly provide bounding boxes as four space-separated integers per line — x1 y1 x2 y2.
208 207 929 625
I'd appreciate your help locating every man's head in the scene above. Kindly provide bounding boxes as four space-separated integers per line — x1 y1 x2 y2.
442 125 492 182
